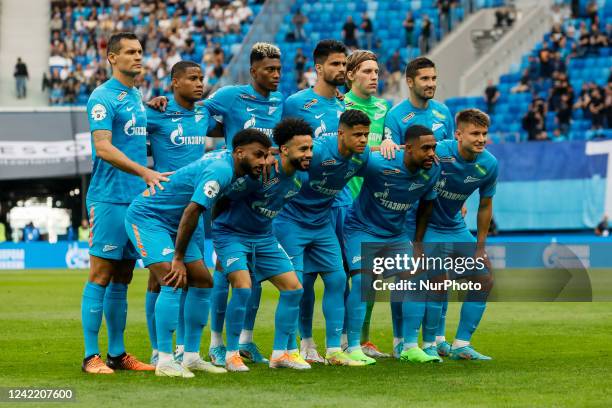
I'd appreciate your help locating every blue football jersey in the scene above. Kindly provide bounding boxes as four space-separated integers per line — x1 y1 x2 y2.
345 151 440 237
147 96 215 172
429 139 498 230
279 135 369 227
283 88 352 207
384 99 454 144
87 77 148 204
126 150 241 232
213 159 308 236
203 84 283 147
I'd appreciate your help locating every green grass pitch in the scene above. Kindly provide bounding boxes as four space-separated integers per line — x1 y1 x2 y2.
1 269 611 407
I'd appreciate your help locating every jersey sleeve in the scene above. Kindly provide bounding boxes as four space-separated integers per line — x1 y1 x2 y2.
87 91 114 132
203 86 235 117
479 161 498 198
282 96 300 119
191 163 233 209
145 107 161 139
383 112 402 144
443 105 455 139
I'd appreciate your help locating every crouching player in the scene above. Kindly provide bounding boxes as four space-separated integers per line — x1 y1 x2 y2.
343 124 441 365
212 118 313 371
124 129 270 377
423 108 498 360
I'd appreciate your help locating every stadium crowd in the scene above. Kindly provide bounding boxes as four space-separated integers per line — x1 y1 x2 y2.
47 0 257 105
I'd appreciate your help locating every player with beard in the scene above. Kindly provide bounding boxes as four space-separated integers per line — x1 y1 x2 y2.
143 61 224 374
211 118 313 371
282 39 349 364
124 129 270 377
379 57 454 357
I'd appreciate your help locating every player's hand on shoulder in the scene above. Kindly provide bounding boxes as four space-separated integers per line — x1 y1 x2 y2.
165 258 187 290
141 168 172 194
147 96 168 112
380 139 401 159
262 154 279 181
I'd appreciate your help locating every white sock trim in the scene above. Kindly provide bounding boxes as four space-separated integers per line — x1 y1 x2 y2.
452 339 470 349
210 331 224 348
239 329 253 344
271 350 286 359
183 351 200 364
159 352 174 365
435 336 446 344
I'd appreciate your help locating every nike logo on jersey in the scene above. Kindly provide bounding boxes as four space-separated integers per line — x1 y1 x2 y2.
162 248 174 256
315 113 325 119
172 117 181 122
432 123 443 131
268 106 278 115
126 106 134 112
226 257 239 267
384 182 396 187
102 245 118 252
322 171 335 176
441 171 454 175
352 256 361 264
195 114 204 122
374 111 386 120
246 107 256 112
409 183 424 191
464 176 481 183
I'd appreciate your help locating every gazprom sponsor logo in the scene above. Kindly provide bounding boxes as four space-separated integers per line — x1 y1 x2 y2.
0 249 25 269
170 124 206 146
124 113 147 136
543 244 590 268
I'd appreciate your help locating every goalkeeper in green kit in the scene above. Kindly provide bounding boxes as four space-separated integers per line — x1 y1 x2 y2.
342 50 391 358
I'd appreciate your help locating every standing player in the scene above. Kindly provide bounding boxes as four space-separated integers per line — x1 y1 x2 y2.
81 32 168 374
144 60 224 373
342 50 390 358
125 129 271 377
273 110 370 366
380 56 454 357
423 109 497 360
343 124 441 364
204 43 283 366
282 39 348 362
212 118 313 371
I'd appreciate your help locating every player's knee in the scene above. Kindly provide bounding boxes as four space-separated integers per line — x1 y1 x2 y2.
228 271 252 289
323 271 347 292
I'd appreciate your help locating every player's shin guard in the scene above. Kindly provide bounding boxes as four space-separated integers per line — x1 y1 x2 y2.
321 271 347 348
82 282 106 358
299 273 317 339
184 287 211 353
390 301 403 338
401 301 426 348
273 289 304 350
455 301 486 342
210 271 230 334
176 289 187 346
243 280 261 332
103 282 128 357
155 286 182 354
346 274 366 349
436 300 449 338
145 290 159 350
226 287 251 352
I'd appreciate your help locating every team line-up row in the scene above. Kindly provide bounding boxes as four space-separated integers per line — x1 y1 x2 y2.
80 33 497 377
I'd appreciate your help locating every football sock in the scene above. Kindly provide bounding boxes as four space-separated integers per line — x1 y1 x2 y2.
456 301 487 342
184 287 211 353
226 287 251 352
210 271 229 334
183 351 200 364
239 330 253 344
346 273 366 349
155 286 181 354
103 282 128 357
436 336 447 344
423 301 443 343
243 280 261 332
145 290 159 351
361 301 375 343
422 341 435 349
452 339 470 349
436 300 448 338
321 271 346 349
271 350 286 359
210 331 224 348
158 351 173 365
391 301 403 338
299 273 317 339
175 289 187 347
402 301 426 352
273 288 303 351
81 282 106 358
